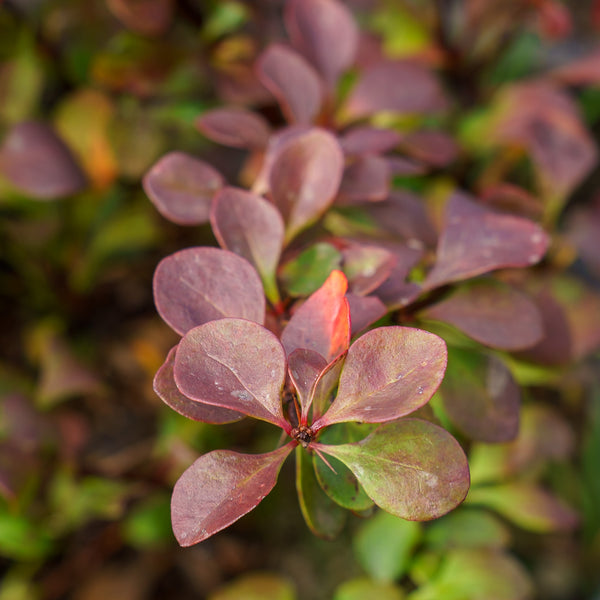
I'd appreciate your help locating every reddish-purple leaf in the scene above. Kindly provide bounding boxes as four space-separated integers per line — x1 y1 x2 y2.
106 0 173 36
311 352 346 422
284 0 358 86
195 108 271 149
480 183 544 220
171 444 293 546
344 60 448 120
565 194 600 277
288 349 328 421
153 247 265 335
314 326 447 429
143 151 224 225
269 128 344 243
316 419 470 520
340 126 401 156
174 319 288 429
0 121 86 199
421 281 544 350
336 155 390 205
281 270 350 362
423 193 549 289
342 242 397 296
256 43 323 125
210 187 284 303
441 349 520 443
399 130 460 167
386 156 427 176
346 293 388 337
154 346 243 424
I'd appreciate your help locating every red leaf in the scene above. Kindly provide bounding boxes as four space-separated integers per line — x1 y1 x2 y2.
285 0 358 86
281 270 350 362
314 326 447 429
336 155 391 205
171 444 293 545
106 0 173 36
174 319 288 429
0 122 86 199
154 346 243 424
340 126 401 156
288 349 328 422
153 247 265 335
421 280 543 350
143 151 224 225
256 43 323 125
344 60 448 120
423 193 549 289
269 128 344 242
195 108 271 149
346 293 388 337
399 130 460 167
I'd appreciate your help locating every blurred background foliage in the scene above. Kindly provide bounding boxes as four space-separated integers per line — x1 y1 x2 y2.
1 0 600 599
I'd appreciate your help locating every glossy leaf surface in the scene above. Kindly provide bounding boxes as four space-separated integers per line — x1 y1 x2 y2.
315 327 447 428
285 0 358 86
346 293 388 336
153 247 265 335
421 280 543 350
174 319 288 428
441 348 520 443
171 444 293 546
287 349 327 420
342 242 396 296
317 419 470 520
0 121 86 199
423 193 549 289
281 270 350 363
269 128 344 242
256 43 322 125
154 346 243 424
295 446 346 539
143 151 224 225
196 108 270 149
210 187 284 303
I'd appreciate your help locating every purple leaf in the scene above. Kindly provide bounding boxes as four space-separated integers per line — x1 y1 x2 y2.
423 193 549 289
344 60 448 120
153 247 265 335
288 349 328 421
143 151 224 225
336 155 391 205
269 128 344 242
399 130 460 167
314 326 447 429
256 43 323 125
210 187 284 303
311 352 346 422
284 0 358 86
386 156 427 176
154 346 243 424
316 419 470 520
346 293 388 336
340 126 401 156
174 319 288 429
195 108 271 149
106 0 173 36
0 121 86 199
441 349 520 443
171 444 293 545
341 242 396 296
282 270 350 363
421 281 544 350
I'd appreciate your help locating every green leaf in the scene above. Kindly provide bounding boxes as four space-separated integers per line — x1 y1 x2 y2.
317 419 470 521
353 511 421 582
333 578 405 600
208 573 296 600
295 446 346 540
0 511 54 561
279 242 342 297
122 494 173 548
408 549 533 600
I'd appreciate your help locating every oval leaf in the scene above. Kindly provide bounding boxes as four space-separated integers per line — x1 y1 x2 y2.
153 247 265 335
143 151 224 225
154 346 243 424
423 193 549 289
282 270 350 362
269 128 344 243
317 419 470 520
174 319 288 428
336 155 391 205
340 126 401 156
171 444 293 546
256 43 323 125
284 0 358 86
0 121 86 199
196 107 271 149
288 349 328 420
315 327 447 428
421 280 544 350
